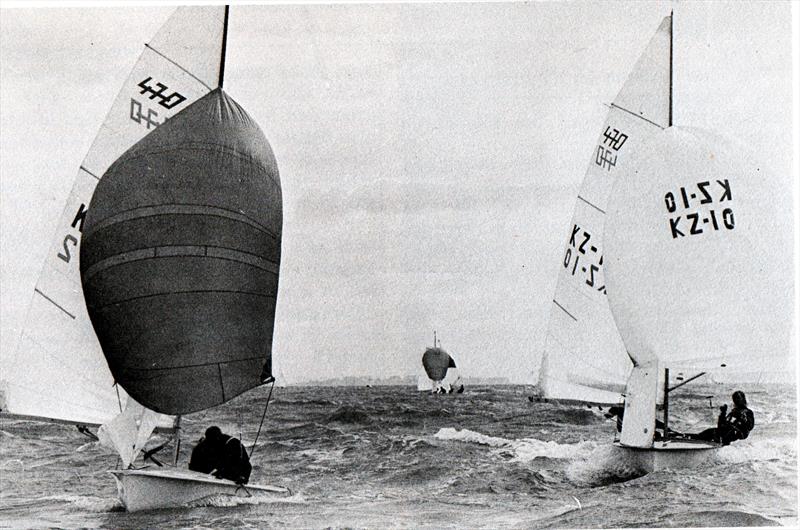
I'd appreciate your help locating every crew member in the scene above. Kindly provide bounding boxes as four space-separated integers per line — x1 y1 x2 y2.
189 426 252 484
690 390 754 446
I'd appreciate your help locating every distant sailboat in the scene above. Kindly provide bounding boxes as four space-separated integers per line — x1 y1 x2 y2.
1 6 290 510
537 13 792 469
420 332 464 394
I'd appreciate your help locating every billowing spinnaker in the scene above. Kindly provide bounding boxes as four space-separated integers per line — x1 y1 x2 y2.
537 16 673 404
422 348 456 382
80 89 282 416
1 7 227 427
604 127 793 374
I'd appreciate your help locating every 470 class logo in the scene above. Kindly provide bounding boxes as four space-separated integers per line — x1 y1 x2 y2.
129 77 187 130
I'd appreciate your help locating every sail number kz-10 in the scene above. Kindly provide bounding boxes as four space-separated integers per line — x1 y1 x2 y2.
665 179 734 239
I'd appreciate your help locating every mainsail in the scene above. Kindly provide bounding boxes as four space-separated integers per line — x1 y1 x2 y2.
537 16 673 405
1 7 227 432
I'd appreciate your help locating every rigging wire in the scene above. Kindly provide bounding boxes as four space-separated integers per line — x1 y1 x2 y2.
249 380 275 458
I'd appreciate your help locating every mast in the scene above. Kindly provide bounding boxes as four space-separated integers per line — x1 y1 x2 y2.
218 5 230 88
663 368 669 441
668 10 673 127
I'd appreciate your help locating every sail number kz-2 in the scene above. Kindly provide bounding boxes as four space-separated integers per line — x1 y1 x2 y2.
57 203 87 263
665 179 734 239
563 224 606 294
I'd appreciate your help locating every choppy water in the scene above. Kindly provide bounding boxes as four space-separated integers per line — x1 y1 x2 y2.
0 384 796 528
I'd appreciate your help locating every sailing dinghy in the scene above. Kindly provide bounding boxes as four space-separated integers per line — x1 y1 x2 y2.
537 13 792 470
421 331 464 394
2 6 290 511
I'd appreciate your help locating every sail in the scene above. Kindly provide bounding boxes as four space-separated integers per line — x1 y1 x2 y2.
603 127 794 377
417 375 434 392
97 398 162 468
0 6 227 428
537 16 673 405
422 347 455 382
80 88 282 416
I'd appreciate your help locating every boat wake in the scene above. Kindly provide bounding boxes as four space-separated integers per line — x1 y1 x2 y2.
184 492 307 509
434 427 649 486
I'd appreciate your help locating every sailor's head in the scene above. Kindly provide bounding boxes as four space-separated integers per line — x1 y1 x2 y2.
732 390 747 407
205 426 223 441
604 406 624 419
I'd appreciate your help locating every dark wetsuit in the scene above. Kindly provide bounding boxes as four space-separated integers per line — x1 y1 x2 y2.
692 406 754 446
189 434 252 484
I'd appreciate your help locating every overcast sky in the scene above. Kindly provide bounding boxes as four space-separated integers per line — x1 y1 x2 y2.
0 1 794 384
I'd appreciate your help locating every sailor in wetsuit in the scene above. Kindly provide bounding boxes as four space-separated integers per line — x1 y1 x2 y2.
690 390 754 446
189 426 252 484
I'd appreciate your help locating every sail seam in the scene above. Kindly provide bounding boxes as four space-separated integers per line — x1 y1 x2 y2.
610 103 666 129
34 288 76 319
552 299 577 321
83 203 280 241
90 289 276 311
117 144 281 188
217 363 226 402
144 44 212 91
83 245 279 280
122 356 265 373
577 195 606 215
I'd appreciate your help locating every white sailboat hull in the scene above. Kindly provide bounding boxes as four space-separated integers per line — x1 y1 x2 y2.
110 468 291 512
614 439 719 472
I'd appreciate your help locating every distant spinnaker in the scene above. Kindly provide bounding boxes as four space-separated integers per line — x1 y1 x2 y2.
422 347 456 382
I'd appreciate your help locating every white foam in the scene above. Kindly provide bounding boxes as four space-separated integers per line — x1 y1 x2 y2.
433 428 598 463
434 427 512 448
711 436 797 465
185 492 307 508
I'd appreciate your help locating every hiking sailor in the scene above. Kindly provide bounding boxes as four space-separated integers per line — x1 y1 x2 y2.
189 426 252 484
689 390 754 446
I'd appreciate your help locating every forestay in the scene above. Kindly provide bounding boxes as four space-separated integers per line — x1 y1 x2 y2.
538 16 673 405
0 7 227 428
